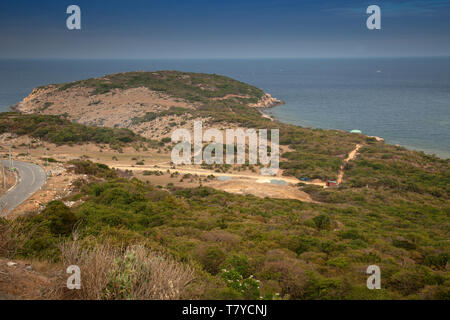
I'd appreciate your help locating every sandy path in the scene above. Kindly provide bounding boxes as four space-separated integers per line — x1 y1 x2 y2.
115 163 296 183
337 144 363 185
212 94 251 101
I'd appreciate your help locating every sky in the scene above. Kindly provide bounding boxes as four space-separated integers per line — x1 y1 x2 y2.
0 0 449 59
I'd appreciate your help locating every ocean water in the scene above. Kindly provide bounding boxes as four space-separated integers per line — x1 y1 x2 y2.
0 58 449 158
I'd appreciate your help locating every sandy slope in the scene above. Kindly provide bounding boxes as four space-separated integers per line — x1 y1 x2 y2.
15 86 197 139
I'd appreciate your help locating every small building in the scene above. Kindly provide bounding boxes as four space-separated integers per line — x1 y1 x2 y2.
327 180 337 188
350 129 362 134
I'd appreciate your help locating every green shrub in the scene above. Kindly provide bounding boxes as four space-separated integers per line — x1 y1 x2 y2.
392 239 416 250
224 254 250 278
339 229 366 241
0 113 141 147
287 236 320 255
423 253 449 270
389 269 427 296
69 160 117 179
200 246 226 275
41 201 78 236
312 214 331 230
303 271 349 300
220 268 261 300
326 257 349 269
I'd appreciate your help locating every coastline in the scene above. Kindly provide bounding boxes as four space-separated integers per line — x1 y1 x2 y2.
2 68 449 160
0 58 449 160
258 109 275 121
7 97 448 159
259 103 449 160
4 93 449 159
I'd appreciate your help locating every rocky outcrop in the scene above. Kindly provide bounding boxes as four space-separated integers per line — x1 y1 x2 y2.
249 93 285 108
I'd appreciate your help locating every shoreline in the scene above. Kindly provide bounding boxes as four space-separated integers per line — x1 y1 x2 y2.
2 80 449 160
259 104 450 160
258 109 275 121
3 105 448 159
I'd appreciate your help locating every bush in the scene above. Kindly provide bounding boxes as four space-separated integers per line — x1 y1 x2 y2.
389 269 427 296
224 254 250 278
392 239 416 250
199 246 226 275
69 160 117 179
312 214 331 230
326 257 349 269
41 201 78 236
287 236 320 256
424 253 449 270
262 251 309 299
339 229 366 241
220 268 261 300
303 271 349 300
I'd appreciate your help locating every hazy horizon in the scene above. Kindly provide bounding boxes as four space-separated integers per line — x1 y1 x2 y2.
2 56 450 60
1 0 450 59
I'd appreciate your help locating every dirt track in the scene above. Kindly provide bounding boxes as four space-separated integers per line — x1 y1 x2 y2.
337 144 363 185
112 163 323 202
114 163 324 185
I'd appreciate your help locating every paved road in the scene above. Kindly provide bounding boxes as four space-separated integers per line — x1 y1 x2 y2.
0 160 46 216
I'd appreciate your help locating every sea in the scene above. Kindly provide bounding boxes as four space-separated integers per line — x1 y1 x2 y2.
0 58 449 158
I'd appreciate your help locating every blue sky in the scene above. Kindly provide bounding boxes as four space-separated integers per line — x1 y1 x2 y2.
0 0 449 58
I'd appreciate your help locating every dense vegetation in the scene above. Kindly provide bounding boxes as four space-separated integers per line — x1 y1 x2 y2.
2 160 448 300
49 71 265 104
0 113 141 148
345 143 449 197
2 72 448 300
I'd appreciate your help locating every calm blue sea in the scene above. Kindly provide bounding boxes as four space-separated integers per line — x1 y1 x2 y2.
0 58 449 158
